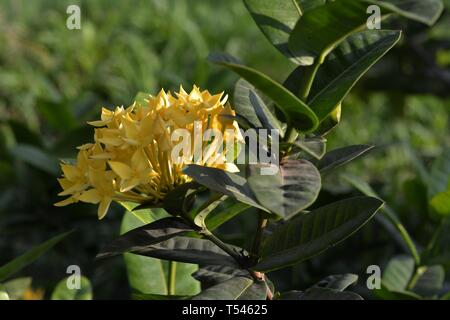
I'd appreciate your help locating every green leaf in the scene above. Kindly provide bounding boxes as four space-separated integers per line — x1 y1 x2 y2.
243 0 327 60
374 286 422 300
239 281 268 300
192 264 269 300
10 144 59 175
318 145 374 174
193 195 228 229
254 196 383 272
162 182 199 216
192 265 250 287
289 0 443 65
102 233 240 267
132 293 190 300
288 0 372 65
97 217 195 259
288 136 327 160
382 255 415 292
0 231 71 282
243 0 302 59
289 30 401 121
183 164 268 212
247 159 321 219
119 209 200 296
208 53 318 132
410 265 445 297
314 274 359 291
205 201 251 231
367 0 444 26
280 287 363 300
191 276 253 300
51 276 92 300
0 277 31 300
234 79 284 135
279 273 359 299
299 287 363 300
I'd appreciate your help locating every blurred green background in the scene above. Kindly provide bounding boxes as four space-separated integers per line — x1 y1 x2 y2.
0 0 449 299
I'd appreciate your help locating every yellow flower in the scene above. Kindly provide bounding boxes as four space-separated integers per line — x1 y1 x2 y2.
55 86 241 219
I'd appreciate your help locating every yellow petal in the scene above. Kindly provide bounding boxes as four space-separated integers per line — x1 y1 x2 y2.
54 197 77 207
78 189 102 204
61 164 79 181
97 198 112 219
120 177 140 192
58 182 87 196
87 120 108 127
109 161 133 180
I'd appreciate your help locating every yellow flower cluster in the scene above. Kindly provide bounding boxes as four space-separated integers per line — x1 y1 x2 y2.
55 86 241 219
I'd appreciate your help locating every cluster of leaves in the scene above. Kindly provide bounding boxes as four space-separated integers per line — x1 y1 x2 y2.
344 147 450 299
95 0 445 300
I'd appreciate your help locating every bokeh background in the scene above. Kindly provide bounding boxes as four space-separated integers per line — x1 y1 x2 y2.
0 0 449 299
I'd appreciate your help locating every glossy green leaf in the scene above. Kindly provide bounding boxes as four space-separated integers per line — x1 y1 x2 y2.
51 276 92 300
183 164 267 212
234 79 284 135
288 136 327 159
132 293 190 300
205 201 251 231
314 274 359 291
289 0 443 65
193 195 228 229
318 145 374 174
289 30 401 120
101 233 240 268
254 196 383 271
243 0 302 59
243 0 327 60
410 265 445 297
382 255 415 292
97 217 195 259
247 159 321 219
300 287 363 300
238 281 268 300
0 231 71 282
208 53 318 132
191 276 253 300
192 265 250 287
119 209 200 296
289 0 371 65
367 0 444 26
280 288 362 300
